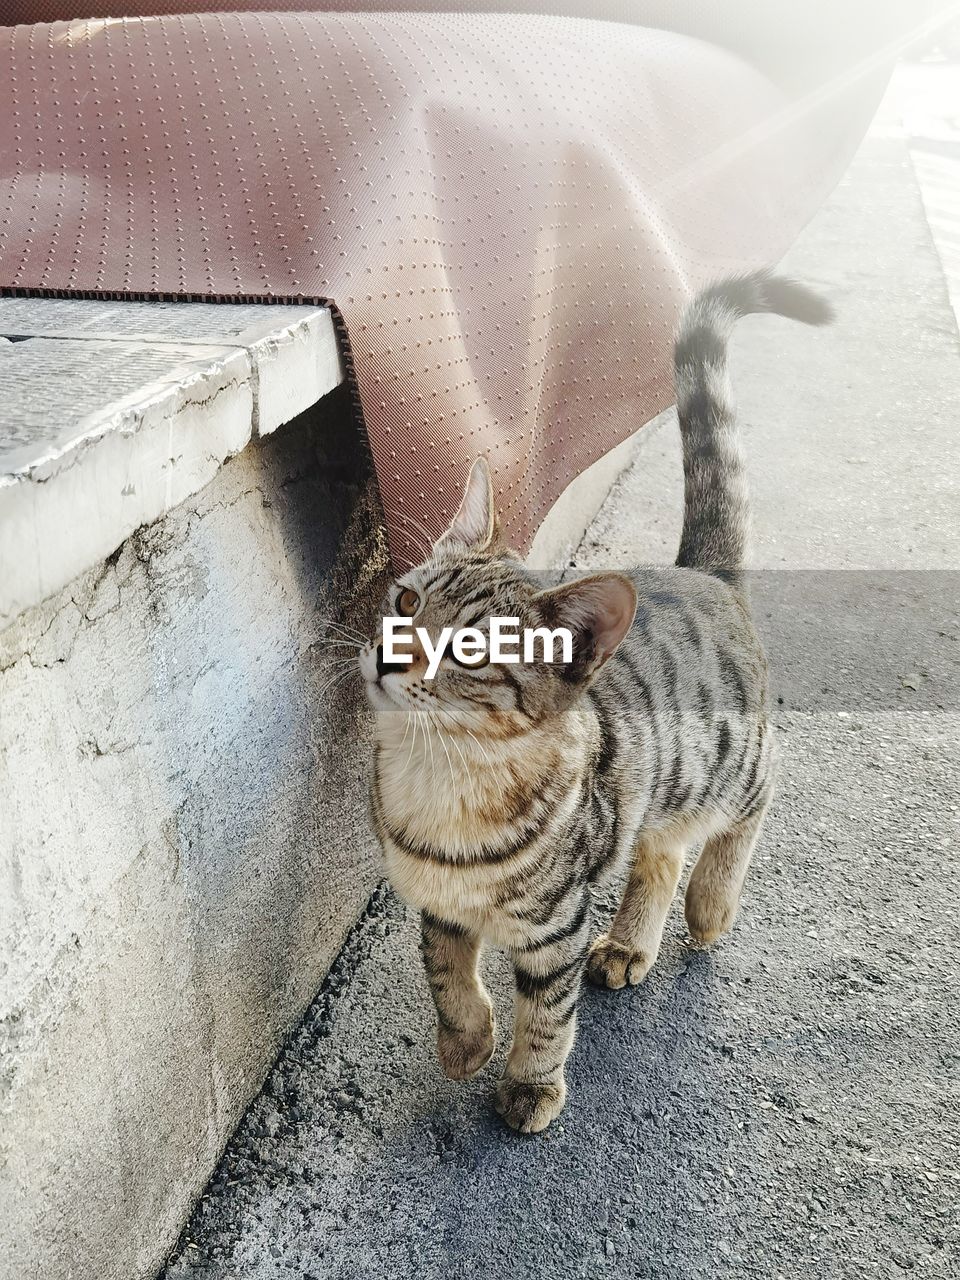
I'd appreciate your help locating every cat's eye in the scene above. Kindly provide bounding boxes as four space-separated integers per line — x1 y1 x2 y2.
396 587 420 617
450 648 490 670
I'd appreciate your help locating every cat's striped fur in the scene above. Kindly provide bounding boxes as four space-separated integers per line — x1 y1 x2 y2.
361 270 832 1133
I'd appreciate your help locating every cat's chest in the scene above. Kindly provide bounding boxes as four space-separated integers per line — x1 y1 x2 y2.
379 804 518 935
376 753 500 852
384 842 507 932
374 753 544 931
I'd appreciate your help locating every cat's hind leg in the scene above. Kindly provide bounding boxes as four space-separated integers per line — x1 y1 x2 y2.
421 912 495 1080
684 801 769 945
586 829 687 989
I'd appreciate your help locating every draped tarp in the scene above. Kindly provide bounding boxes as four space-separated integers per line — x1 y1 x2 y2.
0 4 940 567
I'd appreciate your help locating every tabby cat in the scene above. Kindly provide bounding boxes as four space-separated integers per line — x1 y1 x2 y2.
360 271 831 1133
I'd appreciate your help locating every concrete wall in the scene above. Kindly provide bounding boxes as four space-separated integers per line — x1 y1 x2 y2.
0 387 389 1280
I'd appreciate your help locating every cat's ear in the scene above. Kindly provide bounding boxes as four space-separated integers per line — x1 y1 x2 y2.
435 457 498 553
534 573 637 679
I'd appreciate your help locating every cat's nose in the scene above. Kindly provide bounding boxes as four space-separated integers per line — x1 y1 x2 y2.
376 644 408 678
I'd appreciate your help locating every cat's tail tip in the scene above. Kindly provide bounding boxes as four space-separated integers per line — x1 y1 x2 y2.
751 269 835 327
693 268 835 330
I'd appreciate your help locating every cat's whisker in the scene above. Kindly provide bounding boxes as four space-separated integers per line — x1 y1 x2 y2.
462 727 495 772
317 660 359 699
432 696 504 803
433 721 459 790
319 655 358 673
319 625 365 643
439 720 483 805
396 712 413 754
419 710 437 774
316 617 368 645
313 638 362 654
402 511 441 549
393 528 432 564
428 701 490 803
393 511 439 561
386 713 417 791
432 696 483 773
403 711 420 777
394 508 436 545
316 613 366 633
317 672 356 700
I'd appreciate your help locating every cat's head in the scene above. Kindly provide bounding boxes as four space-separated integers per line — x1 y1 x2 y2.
360 458 637 735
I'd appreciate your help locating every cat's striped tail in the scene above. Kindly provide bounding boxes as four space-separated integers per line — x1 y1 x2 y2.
674 269 833 585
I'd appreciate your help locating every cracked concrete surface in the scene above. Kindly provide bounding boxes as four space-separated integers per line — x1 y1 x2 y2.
0 301 343 629
160 114 960 1280
0 386 390 1280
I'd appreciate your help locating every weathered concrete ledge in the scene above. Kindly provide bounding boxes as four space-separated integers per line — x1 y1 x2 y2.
0 296 387 1280
0 298 344 629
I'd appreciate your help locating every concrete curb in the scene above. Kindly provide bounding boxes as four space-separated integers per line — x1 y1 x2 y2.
0 300 343 629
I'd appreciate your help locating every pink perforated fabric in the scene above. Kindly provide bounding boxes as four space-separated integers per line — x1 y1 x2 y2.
0 8 889 567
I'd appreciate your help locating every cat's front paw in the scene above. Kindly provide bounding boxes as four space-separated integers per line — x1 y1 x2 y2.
437 1011 495 1080
586 934 654 989
495 1076 566 1134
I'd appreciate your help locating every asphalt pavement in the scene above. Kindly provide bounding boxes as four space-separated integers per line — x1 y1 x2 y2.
163 75 960 1280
